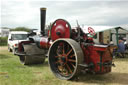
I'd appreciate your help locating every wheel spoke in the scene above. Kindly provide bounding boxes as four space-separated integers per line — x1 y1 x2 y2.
66 64 72 74
55 60 62 64
68 59 76 62
66 44 70 53
69 54 75 58
65 69 69 76
58 66 65 75
63 43 65 54
56 43 75 76
66 49 72 56
56 48 60 55
55 54 62 58
58 66 63 71
55 56 59 58
58 66 62 70
59 65 69 75
70 63 75 68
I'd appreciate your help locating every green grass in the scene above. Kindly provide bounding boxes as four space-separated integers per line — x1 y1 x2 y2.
0 46 71 85
0 46 128 85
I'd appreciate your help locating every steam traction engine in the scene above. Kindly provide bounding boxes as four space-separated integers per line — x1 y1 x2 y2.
16 8 114 80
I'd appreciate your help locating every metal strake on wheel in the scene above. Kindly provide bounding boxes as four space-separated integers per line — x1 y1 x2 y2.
48 39 84 80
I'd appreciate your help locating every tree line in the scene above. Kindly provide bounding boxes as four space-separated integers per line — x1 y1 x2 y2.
2 27 31 32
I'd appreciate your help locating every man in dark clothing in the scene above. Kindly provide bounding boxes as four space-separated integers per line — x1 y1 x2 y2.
117 40 125 58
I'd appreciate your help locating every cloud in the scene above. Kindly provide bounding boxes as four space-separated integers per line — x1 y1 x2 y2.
1 0 128 29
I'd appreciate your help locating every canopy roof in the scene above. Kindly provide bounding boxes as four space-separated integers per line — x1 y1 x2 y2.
81 25 128 34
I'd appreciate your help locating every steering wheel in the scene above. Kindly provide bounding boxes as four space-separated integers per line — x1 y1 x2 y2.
88 27 96 36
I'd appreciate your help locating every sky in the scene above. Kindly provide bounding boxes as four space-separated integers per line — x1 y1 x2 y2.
1 0 128 30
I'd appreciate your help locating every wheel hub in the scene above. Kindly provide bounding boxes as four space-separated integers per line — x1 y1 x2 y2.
61 56 66 62
59 55 67 66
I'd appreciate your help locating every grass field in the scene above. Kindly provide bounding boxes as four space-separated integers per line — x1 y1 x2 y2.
0 46 128 85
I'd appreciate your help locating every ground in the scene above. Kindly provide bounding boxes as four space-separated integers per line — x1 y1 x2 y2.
0 46 128 85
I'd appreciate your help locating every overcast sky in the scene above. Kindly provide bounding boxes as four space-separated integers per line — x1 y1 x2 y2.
1 0 128 30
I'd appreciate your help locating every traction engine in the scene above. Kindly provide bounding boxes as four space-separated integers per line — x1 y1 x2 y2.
16 8 115 80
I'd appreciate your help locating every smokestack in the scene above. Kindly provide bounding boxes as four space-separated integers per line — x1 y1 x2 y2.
40 8 46 35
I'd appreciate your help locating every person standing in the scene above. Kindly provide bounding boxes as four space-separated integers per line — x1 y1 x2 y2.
117 40 125 58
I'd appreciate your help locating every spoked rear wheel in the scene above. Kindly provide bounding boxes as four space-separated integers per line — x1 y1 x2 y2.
48 39 84 80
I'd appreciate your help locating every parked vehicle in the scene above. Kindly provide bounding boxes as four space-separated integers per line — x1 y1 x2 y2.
8 31 28 54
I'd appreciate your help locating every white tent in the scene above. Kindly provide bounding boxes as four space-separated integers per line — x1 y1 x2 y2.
81 25 128 45
82 26 114 34
82 25 128 34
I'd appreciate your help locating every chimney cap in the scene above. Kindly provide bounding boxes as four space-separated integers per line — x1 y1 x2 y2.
40 8 46 10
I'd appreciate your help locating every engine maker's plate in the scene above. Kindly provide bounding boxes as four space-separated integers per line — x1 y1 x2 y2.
50 19 71 41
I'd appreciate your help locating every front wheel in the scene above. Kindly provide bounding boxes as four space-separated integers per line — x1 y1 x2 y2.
8 45 12 52
19 55 45 65
12 47 16 55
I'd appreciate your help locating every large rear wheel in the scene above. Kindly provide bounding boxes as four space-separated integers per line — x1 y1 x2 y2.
48 39 84 80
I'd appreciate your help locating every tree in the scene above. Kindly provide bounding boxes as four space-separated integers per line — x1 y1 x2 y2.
10 27 31 32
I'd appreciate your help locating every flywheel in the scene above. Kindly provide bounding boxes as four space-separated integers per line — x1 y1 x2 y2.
48 39 84 80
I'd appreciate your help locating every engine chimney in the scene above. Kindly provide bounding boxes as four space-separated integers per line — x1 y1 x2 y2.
40 8 46 35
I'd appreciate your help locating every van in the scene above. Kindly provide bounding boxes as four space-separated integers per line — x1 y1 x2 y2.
8 31 28 54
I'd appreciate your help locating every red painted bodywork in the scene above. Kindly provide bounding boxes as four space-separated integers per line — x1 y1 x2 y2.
82 45 112 73
18 41 32 52
40 37 51 49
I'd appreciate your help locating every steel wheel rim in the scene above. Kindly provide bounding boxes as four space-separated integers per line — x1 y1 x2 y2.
48 39 84 80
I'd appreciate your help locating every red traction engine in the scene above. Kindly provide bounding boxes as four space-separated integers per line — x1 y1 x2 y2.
17 8 115 80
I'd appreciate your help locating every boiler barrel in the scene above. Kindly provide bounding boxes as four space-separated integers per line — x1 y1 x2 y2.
31 35 51 49
40 37 51 49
